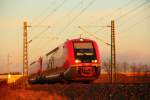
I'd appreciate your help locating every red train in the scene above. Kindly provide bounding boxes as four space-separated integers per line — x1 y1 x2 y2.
29 38 101 83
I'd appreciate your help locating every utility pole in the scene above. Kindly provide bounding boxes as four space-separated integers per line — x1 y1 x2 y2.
110 20 116 83
7 54 11 74
23 21 31 76
38 57 43 75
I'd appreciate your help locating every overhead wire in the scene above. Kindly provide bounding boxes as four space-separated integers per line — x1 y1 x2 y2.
78 26 111 46
31 0 149 43
30 0 139 45
29 0 84 46
30 0 150 62
88 0 138 26
31 0 96 53
59 0 97 35
28 0 68 56
32 0 68 27
29 0 69 43
53 0 85 26
85 0 149 39
83 0 140 37
116 0 150 21
28 26 51 43
118 15 150 34
76 0 150 55
31 0 59 26
115 0 150 36
30 0 97 59
117 3 150 29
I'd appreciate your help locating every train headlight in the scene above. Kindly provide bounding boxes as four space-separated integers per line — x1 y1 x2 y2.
92 60 97 63
75 59 81 63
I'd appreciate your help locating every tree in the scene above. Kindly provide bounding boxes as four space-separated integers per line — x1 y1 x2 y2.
102 60 111 81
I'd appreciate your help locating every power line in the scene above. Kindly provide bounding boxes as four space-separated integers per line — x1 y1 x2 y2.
82 0 140 36
29 0 69 43
116 0 150 21
78 26 111 46
32 0 68 27
31 0 59 25
118 15 150 34
94 0 150 35
53 0 84 26
117 3 150 28
89 0 138 26
59 0 97 35
31 0 85 42
33 0 97 53
28 26 51 43
29 0 99 47
30 0 96 59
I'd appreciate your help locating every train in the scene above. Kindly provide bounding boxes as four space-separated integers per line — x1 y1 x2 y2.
28 38 101 83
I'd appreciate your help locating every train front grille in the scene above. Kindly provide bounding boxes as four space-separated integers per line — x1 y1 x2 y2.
79 66 96 77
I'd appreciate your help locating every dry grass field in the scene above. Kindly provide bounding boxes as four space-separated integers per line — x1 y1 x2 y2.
0 73 149 100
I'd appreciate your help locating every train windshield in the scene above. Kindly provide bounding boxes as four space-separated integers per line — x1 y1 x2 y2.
74 42 96 63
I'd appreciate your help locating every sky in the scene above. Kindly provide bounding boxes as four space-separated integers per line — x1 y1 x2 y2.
0 0 150 73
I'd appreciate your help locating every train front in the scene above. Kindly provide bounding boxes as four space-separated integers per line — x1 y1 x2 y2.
64 38 101 82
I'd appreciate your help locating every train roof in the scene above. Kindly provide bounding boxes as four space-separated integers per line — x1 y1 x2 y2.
67 38 96 42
